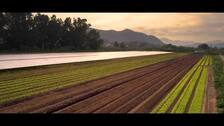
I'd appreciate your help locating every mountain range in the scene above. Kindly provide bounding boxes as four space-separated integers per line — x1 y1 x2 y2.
161 38 224 48
160 38 199 47
96 29 164 47
96 28 224 48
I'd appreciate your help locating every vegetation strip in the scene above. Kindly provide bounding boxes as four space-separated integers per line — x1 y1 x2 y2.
185 56 208 112
152 55 210 113
188 66 208 113
171 65 203 113
188 56 210 113
128 57 198 113
212 55 224 112
151 56 204 113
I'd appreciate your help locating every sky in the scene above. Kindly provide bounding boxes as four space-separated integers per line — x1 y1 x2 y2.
44 13 224 42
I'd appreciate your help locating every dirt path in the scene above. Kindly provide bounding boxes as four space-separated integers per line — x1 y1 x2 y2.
204 65 217 113
203 55 217 113
0 54 202 113
221 55 224 61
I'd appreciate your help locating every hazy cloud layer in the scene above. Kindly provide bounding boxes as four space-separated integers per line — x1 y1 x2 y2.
45 13 224 42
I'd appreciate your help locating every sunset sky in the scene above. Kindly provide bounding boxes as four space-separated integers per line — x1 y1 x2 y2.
44 13 224 42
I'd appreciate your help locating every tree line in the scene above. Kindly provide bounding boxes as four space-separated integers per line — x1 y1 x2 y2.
0 13 104 52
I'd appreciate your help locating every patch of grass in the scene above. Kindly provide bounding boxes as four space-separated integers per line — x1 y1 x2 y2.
0 53 187 105
212 55 224 113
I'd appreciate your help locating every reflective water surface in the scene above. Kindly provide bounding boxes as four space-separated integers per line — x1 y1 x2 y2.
0 51 171 70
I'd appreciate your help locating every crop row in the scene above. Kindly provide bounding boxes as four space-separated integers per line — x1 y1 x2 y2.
188 66 208 113
152 55 210 113
152 56 205 113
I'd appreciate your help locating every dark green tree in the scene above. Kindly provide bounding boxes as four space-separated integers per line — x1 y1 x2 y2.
46 15 63 49
6 13 33 50
61 17 74 48
198 43 209 50
0 13 7 48
33 13 49 50
113 41 119 48
0 13 103 52
119 42 126 49
87 29 103 49
73 18 91 49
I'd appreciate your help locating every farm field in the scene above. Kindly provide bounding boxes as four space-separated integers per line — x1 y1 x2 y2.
0 53 202 113
0 53 186 105
0 13 222 114
152 55 211 113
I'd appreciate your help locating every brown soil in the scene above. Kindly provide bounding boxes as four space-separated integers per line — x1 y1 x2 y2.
0 54 202 113
204 65 217 113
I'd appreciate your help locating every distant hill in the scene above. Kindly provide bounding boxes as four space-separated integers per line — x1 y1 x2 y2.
161 38 199 47
206 40 224 48
96 28 224 49
96 29 164 47
161 38 224 48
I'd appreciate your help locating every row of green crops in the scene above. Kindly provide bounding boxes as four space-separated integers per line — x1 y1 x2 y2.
0 53 187 105
152 55 211 113
188 66 208 113
152 56 205 113
212 55 224 113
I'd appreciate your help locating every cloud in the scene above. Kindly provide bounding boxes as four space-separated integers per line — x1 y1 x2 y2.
135 13 224 41
44 13 224 41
